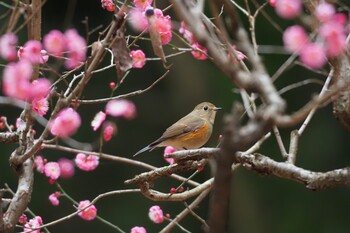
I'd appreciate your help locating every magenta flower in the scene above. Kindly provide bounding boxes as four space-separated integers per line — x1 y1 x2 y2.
101 0 116 12
191 42 208 60
148 205 164 224
24 216 43 233
64 29 87 69
131 226 147 233
283 25 308 53
105 99 136 119
133 0 152 10
44 162 61 180
0 33 18 61
103 121 117 142
320 21 346 58
34 155 45 173
130 50 146 68
299 43 327 69
128 8 149 32
58 158 75 178
179 21 195 44
152 10 172 45
163 146 175 164
78 200 97 221
91 111 106 131
43 29 66 57
49 192 61 206
315 2 335 23
275 0 302 19
18 40 44 64
32 97 49 116
2 60 32 100
18 213 28 224
29 78 51 100
75 153 99 171
50 108 81 138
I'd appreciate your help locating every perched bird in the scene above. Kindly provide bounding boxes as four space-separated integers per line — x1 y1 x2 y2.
133 102 221 157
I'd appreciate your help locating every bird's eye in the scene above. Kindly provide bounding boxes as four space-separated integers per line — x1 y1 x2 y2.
203 106 208 111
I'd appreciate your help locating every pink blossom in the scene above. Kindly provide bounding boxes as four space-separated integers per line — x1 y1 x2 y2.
18 213 28 224
163 146 175 164
40 49 49 64
29 78 51 100
148 205 164 224
275 0 302 19
320 21 347 57
153 11 172 45
105 99 136 119
44 162 61 180
191 42 208 60
43 29 66 57
269 0 276 7
75 153 99 171
24 216 43 233
58 158 75 178
128 8 148 32
283 25 308 53
18 40 43 64
32 97 49 116
91 111 106 131
299 43 327 69
103 121 117 142
49 192 60 206
78 200 97 221
131 226 147 233
0 33 18 61
34 155 45 173
64 29 87 69
130 50 146 68
179 21 195 43
2 60 32 100
101 0 116 12
315 2 335 23
50 108 81 138
134 0 153 10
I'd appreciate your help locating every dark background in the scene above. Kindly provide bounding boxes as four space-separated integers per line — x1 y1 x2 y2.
1 0 350 232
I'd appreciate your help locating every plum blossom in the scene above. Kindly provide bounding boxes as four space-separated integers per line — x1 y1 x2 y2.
134 0 152 10
191 42 208 60
34 155 45 173
29 78 51 100
299 43 327 69
44 162 61 180
105 99 136 119
64 29 87 69
131 226 147 233
130 50 146 68
18 213 28 224
91 111 106 131
58 158 75 178
148 205 164 224
43 29 66 56
18 40 44 64
75 153 99 171
32 97 49 116
24 216 43 233
50 108 81 138
78 200 97 221
163 146 175 164
319 21 347 57
128 8 148 32
101 0 116 12
275 0 302 19
103 121 117 142
49 192 61 206
283 25 308 53
0 33 18 61
315 2 335 23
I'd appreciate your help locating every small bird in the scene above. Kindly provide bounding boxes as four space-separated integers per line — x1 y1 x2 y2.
133 102 221 157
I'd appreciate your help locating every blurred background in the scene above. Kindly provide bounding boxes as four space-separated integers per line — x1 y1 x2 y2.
1 0 350 232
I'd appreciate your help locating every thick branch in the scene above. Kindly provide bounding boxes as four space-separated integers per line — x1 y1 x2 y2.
0 133 18 144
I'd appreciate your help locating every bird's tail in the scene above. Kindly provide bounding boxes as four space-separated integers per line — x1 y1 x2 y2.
133 145 152 157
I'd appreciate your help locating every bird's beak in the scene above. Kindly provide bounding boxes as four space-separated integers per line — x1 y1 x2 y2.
213 107 222 111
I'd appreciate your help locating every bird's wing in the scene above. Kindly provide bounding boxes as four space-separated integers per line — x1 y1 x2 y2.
149 116 205 146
